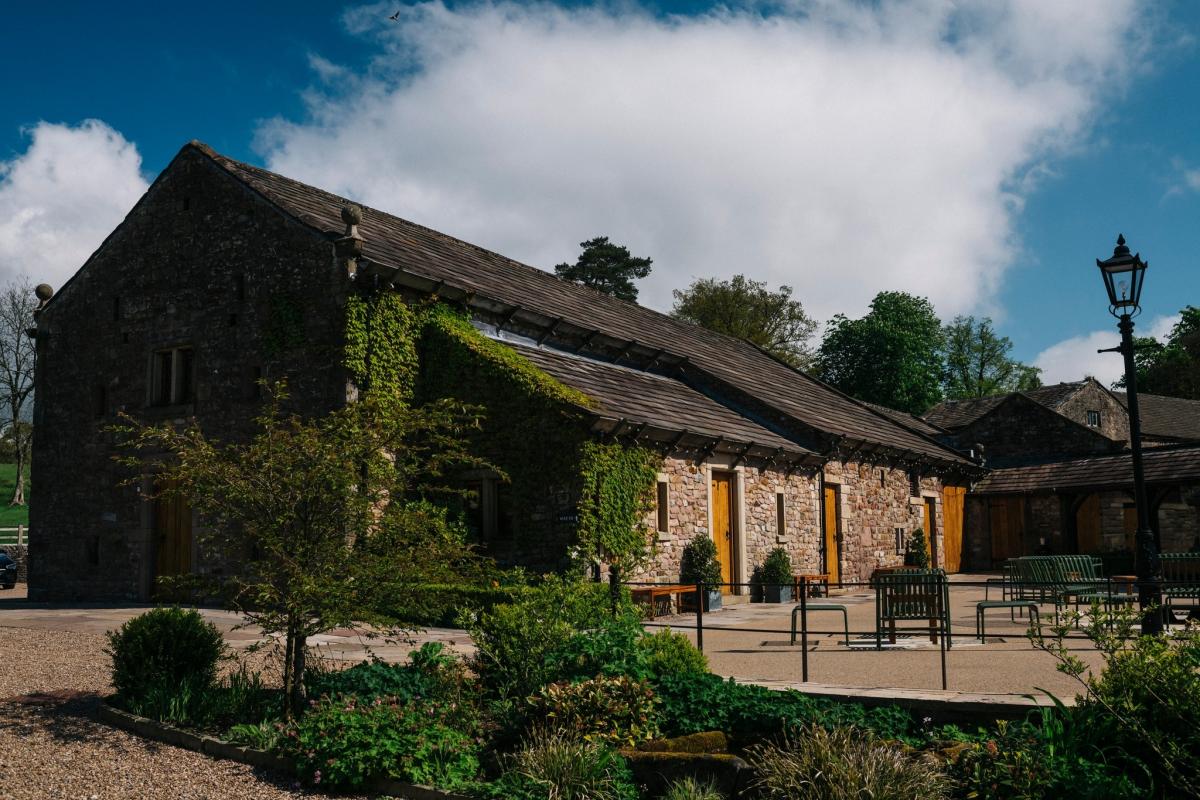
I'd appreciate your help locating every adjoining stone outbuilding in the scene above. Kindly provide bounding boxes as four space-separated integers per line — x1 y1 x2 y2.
29 141 980 602
925 380 1200 569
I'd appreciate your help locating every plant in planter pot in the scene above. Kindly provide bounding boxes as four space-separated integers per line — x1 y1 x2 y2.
760 548 793 604
904 528 930 569
680 535 724 611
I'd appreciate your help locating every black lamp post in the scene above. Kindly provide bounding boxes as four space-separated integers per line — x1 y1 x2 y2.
1096 233 1162 635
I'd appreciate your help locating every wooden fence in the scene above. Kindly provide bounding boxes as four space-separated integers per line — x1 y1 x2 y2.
0 526 27 546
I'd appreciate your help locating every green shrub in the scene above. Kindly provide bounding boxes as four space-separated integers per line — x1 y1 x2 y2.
529 675 660 748
105 607 226 723
679 535 722 587
760 548 792 586
654 672 916 744
660 776 724 800
308 643 461 701
747 725 951 800
638 629 708 680
384 583 528 627
547 614 650 684
476 728 638 800
466 576 634 700
288 694 480 789
948 712 1146 799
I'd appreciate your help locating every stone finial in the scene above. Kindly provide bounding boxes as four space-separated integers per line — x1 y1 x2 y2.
341 204 364 241
34 284 53 313
335 205 365 278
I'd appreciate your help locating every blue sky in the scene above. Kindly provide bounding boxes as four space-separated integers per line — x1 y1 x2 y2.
3 0 1199 386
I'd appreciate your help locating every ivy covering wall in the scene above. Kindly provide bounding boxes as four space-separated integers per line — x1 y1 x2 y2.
344 293 660 573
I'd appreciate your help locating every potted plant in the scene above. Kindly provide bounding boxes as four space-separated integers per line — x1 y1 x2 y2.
904 528 930 569
760 547 793 604
680 535 724 612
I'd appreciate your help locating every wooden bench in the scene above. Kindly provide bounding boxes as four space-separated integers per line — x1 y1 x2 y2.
793 573 831 597
632 584 698 617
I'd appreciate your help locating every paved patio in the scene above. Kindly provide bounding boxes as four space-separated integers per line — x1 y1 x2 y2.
1 573 1114 703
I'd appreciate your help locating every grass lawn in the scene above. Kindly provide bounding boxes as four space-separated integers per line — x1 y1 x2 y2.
0 463 29 528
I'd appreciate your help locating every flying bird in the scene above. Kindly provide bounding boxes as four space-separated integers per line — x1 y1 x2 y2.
389 10 400 21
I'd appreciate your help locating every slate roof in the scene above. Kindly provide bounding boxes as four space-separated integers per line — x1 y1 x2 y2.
924 382 1087 431
507 340 811 458
186 142 973 470
1112 392 1200 442
862 402 946 437
972 444 1200 494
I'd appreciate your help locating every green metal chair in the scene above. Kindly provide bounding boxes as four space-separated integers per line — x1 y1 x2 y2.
874 569 951 650
1161 553 1200 624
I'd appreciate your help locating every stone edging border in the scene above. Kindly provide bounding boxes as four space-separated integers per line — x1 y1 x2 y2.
96 701 470 800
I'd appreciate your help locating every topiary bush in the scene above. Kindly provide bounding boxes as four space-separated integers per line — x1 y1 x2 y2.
105 607 226 722
637 629 708 681
760 548 792 586
680 535 723 587
904 529 930 569
528 675 661 748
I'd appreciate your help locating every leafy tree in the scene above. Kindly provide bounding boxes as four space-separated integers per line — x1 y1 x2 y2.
554 236 653 302
671 275 817 368
1115 306 1200 399
941 315 1041 399
815 291 945 415
113 385 491 719
0 278 36 505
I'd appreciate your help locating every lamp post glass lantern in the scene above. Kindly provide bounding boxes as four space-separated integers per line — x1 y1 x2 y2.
1096 233 1162 635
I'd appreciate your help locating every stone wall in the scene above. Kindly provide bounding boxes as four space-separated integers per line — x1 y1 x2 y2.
630 456 962 587
30 147 351 601
1055 381 1129 443
954 395 1119 467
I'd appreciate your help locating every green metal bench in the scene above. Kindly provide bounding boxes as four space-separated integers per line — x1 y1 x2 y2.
875 569 951 649
975 600 1040 642
790 603 849 646
1162 553 1200 624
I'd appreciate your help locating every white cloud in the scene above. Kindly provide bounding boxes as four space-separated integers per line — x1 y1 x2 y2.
1034 314 1178 386
257 0 1150 322
0 120 149 290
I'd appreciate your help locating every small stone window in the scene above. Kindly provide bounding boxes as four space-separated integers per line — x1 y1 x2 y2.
656 480 669 533
776 492 786 537
908 470 920 497
462 473 513 545
1086 410 1101 427
112 296 121 322
149 346 195 407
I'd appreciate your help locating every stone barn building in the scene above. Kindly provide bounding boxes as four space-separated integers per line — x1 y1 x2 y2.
925 380 1200 569
29 141 980 602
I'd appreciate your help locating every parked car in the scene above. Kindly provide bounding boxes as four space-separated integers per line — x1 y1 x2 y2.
0 549 16 589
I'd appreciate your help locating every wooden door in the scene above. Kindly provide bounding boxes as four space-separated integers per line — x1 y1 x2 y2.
711 472 735 594
1075 494 1102 553
154 480 193 582
923 498 939 568
823 485 840 583
988 496 1025 563
942 486 965 573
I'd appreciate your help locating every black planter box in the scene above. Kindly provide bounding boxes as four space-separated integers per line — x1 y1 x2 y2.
764 584 793 604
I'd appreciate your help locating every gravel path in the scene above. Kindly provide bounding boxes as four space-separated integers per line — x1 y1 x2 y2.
0 626 369 800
